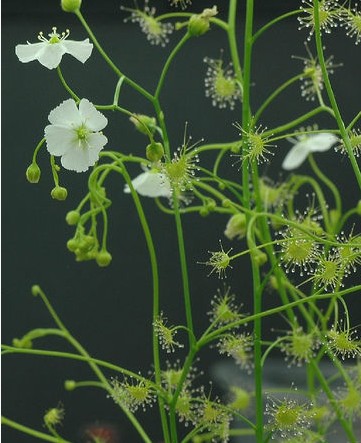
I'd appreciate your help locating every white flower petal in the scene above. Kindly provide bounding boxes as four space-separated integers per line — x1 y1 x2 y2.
283 133 338 170
79 99 108 131
62 39 93 63
15 42 46 63
282 142 310 170
45 125 76 156
305 133 338 152
86 132 108 151
37 44 66 69
124 171 171 198
61 145 92 173
48 99 82 127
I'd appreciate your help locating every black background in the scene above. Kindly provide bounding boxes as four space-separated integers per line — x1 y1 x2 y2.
2 1 361 442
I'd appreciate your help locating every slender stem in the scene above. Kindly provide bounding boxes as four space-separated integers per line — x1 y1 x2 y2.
120 165 170 443
2 417 72 443
56 67 80 101
254 73 304 124
252 10 302 42
75 10 154 102
154 32 191 99
227 0 244 85
312 0 361 190
173 195 195 345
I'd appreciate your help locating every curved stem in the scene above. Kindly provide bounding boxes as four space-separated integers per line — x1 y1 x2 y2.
2 417 72 443
154 32 191 99
75 10 153 102
312 0 361 190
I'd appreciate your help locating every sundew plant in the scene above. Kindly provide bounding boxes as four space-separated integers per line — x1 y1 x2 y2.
3 0 361 442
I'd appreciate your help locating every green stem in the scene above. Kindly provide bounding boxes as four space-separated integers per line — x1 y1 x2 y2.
254 73 305 124
154 32 191 99
2 416 71 443
75 10 153 102
252 10 302 42
308 154 342 222
173 195 195 347
227 0 244 86
120 165 170 443
310 361 356 443
312 0 361 190
32 286 152 443
56 66 79 101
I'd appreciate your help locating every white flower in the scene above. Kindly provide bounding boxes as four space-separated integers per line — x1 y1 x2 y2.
15 27 93 70
124 170 171 198
282 133 338 170
44 98 108 173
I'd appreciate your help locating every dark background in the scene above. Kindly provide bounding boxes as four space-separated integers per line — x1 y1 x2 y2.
2 1 361 442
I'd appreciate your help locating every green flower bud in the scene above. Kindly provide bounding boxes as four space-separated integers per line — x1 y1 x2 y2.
61 0 81 12
146 142 164 162
67 238 79 252
26 163 41 183
31 285 41 297
96 250 112 267
199 207 209 217
130 114 157 136
12 337 33 349
228 386 251 411
251 248 267 266
51 186 68 201
205 198 216 211
64 380 76 391
224 213 247 240
66 210 80 225
188 6 218 37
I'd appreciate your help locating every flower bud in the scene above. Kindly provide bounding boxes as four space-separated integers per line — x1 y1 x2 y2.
96 250 112 267
64 380 76 391
146 142 164 162
26 163 41 183
31 285 41 297
188 6 218 37
61 0 81 12
51 186 68 201
224 213 247 240
67 238 79 252
12 337 33 349
228 386 251 411
66 210 80 225
251 248 267 266
130 114 157 136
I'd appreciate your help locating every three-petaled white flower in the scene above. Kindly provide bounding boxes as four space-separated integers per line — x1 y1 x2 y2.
44 98 108 173
282 133 338 170
124 170 172 198
15 27 93 70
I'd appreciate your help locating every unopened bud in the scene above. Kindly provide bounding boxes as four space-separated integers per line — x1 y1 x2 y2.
146 142 164 162
26 163 41 183
251 248 267 266
130 114 157 135
224 213 247 240
61 0 81 13
96 250 112 267
188 6 218 37
66 210 80 225
64 380 76 391
51 186 68 201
